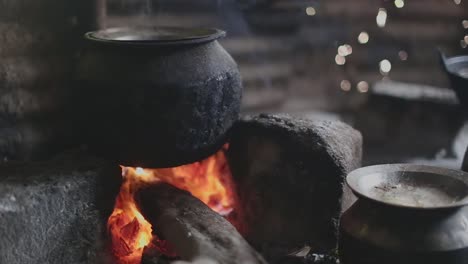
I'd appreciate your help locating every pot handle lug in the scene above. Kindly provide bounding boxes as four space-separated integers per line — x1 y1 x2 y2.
437 48 449 72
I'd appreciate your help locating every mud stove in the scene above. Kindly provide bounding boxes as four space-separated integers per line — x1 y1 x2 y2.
0 27 363 264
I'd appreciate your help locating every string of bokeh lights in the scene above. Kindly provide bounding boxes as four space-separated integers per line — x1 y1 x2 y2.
305 0 467 93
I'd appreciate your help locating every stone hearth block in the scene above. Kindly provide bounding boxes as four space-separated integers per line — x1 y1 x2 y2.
0 151 121 264
228 114 362 258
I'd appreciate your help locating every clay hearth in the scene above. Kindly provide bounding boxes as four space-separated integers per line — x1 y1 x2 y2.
0 114 362 264
0 150 121 263
228 114 362 260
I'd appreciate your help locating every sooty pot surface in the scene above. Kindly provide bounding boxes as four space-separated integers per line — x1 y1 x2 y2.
75 27 242 167
339 164 468 264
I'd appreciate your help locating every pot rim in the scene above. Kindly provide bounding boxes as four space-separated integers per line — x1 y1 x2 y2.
443 55 468 79
347 164 468 210
84 26 226 46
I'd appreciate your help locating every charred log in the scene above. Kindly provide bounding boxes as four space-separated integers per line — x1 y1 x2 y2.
137 183 267 264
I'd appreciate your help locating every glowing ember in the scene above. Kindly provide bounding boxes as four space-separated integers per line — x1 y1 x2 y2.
337 44 352 57
358 32 369 44
108 145 236 264
394 0 404 8
376 8 387 28
379 59 392 75
398 50 408 61
463 20 468 29
335 54 346 65
306 7 316 16
357 81 369 93
340 80 351 91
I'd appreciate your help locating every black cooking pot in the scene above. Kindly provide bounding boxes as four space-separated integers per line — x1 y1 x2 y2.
339 164 468 264
74 27 242 167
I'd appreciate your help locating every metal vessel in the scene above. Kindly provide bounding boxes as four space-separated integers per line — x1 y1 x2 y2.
75 27 242 167
339 164 468 264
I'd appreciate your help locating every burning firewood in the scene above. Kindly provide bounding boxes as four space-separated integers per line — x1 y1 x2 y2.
137 183 268 264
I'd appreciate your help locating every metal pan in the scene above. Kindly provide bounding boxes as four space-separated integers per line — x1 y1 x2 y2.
346 164 468 210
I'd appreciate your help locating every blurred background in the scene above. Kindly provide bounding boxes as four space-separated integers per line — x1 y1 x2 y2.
103 0 468 166
1 0 466 167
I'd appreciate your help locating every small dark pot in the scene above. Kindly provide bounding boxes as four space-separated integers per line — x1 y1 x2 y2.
440 52 468 111
74 27 242 167
339 164 468 264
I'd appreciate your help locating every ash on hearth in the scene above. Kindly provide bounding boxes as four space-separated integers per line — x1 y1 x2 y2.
279 247 340 264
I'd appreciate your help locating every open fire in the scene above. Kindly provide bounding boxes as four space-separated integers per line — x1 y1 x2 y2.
107 145 237 264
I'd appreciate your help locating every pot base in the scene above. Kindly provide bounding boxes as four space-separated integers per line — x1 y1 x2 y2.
339 229 468 264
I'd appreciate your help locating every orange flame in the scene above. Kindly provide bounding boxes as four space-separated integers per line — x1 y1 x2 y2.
108 146 236 264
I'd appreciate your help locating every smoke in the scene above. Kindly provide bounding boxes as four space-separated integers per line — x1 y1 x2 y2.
215 0 275 102
134 0 154 25
216 0 251 35
109 0 276 107
144 0 152 15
